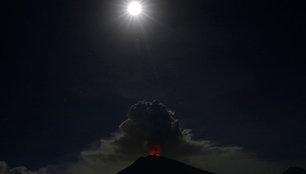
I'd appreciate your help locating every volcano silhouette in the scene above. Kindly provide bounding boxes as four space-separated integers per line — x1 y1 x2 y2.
117 155 214 174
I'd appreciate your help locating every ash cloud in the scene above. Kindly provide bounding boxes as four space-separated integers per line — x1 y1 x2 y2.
66 100 286 174
2 100 300 174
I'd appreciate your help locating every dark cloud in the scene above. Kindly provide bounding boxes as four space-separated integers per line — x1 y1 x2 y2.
119 100 181 154
0 161 48 174
2 101 304 174
0 162 8 174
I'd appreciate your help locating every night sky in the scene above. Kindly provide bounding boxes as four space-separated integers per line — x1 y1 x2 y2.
2 0 306 171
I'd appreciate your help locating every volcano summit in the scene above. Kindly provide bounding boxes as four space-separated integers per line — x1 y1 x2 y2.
117 155 214 174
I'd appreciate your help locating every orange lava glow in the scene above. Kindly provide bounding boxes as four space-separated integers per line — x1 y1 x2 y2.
148 144 162 156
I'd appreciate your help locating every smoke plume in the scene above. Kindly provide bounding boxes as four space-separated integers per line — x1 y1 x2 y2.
66 100 285 174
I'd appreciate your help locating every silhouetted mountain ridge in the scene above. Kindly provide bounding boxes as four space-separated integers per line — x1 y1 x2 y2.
117 155 214 174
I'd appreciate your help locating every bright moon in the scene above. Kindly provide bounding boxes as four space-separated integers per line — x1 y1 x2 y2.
127 1 142 16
